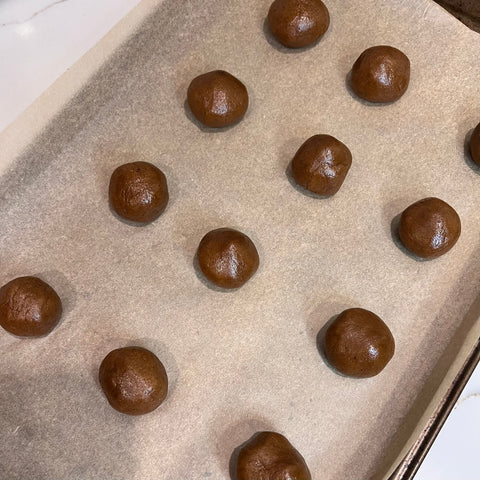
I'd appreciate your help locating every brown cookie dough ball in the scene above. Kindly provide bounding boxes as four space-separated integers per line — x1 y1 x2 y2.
398 197 461 259
196 228 259 289
267 0 330 49
109 161 168 223
469 122 480 166
290 134 352 195
0 276 62 337
236 431 312 480
187 70 248 128
324 308 395 378
99 346 168 415
350 46 410 103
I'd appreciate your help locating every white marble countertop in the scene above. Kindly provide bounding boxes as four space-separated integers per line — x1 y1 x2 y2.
0 0 141 132
416 361 480 480
0 1 478 478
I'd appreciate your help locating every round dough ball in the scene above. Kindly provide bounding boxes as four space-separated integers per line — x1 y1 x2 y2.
109 161 169 223
187 70 248 128
196 228 259 289
324 308 395 378
290 134 352 195
99 346 168 415
399 197 461 259
469 122 480 165
351 45 410 103
0 276 62 337
267 0 330 49
236 431 312 480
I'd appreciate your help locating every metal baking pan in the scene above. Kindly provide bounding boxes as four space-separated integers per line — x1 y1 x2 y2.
0 1 478 479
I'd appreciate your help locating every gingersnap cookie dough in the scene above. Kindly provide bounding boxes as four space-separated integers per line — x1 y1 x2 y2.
267 0 330 48
99 346 168 415
469 122 480 165
187 70 248 128
236 431 312 480
109 161 169 223
0 276 62 337
324 308 395 378
398 197 461 259
196 228 259 289
290 134 352 195
350 45 410 103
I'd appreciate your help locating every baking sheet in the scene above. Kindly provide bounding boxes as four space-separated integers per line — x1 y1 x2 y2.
0 1 479 479
391 320 480 480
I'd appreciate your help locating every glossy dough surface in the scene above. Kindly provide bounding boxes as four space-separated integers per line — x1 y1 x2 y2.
0 276 62 337
267 0 330 48
469 122 480 165
324 308 395 378
187 70 248 128
351 45 410 103
399 197 461 259
197 228 259 289
291 134 352 195
236 431 312 480
109 161 169 223
99 346 168 415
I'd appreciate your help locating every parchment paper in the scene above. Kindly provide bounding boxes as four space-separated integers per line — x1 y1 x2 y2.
0 1 479 479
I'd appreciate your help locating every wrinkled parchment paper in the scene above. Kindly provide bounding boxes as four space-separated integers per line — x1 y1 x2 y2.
0 1 479 479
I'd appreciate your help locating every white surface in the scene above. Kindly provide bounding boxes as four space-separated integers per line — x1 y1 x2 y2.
0 0 141 132
0 1 478 478
416 363 480 480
